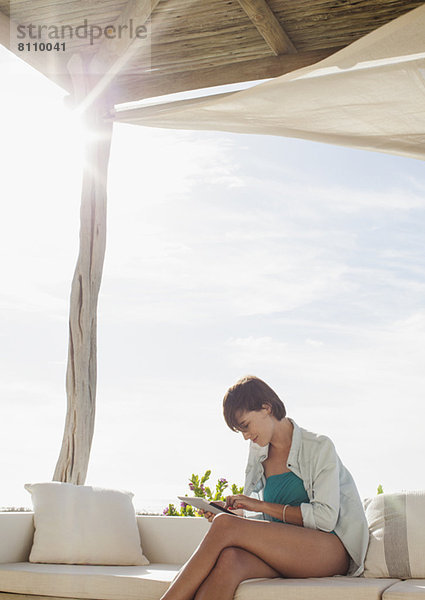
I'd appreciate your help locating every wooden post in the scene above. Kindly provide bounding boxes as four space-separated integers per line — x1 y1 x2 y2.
53 54 114 484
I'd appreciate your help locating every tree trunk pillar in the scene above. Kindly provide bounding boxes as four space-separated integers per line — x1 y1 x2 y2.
53 55 114 484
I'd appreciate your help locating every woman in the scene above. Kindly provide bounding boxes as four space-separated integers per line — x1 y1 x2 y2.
160 375 368 600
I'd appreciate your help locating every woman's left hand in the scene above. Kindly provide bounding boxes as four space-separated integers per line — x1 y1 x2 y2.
225 494 262 512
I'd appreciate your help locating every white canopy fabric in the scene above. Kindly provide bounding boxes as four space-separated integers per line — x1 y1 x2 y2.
115 4 425 161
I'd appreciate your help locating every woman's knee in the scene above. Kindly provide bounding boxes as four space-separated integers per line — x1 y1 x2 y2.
211 512 234 528
209 512 235 538
214 547 247 576
194 548 247 600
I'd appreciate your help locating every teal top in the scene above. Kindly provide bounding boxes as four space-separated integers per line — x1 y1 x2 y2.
264 471 336 534
263 471 309 522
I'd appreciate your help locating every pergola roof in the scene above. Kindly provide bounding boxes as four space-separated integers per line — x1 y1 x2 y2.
1 0 424 105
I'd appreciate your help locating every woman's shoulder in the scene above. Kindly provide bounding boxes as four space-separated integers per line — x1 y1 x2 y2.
292 419 337 454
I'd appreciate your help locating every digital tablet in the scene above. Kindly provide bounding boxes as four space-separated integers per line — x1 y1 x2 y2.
177 496 235 514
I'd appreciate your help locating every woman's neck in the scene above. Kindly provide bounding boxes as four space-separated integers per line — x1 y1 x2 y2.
269 417 293 450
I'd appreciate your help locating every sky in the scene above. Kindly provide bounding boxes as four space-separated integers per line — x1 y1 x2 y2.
1 43 425 514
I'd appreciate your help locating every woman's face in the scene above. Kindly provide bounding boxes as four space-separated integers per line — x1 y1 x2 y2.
235 405 275 446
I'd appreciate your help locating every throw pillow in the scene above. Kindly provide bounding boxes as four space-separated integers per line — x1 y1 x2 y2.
363 490 425 578
25 482 149 565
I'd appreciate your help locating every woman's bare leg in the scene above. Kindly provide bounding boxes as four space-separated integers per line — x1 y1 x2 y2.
194 546 280 600
160 513 349 600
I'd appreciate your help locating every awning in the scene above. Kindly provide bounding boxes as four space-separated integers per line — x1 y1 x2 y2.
115 4 425 161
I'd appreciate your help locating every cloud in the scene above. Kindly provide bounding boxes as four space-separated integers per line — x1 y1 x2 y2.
267 180 425 213
99 181 424 324
223 310 425 393
95 128 425 327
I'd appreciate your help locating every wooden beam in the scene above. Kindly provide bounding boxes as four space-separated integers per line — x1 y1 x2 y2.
236 0 297 55
112 48 340 104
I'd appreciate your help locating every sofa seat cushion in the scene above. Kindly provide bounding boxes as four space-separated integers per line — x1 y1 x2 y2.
0 563 401 600
234 576 401 600
383 580 425 600
0 562 179 600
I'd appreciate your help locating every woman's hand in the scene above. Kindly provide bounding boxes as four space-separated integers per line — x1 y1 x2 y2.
199 501 226 523
199 500 244 522
225 494 262 513
199 509 214 523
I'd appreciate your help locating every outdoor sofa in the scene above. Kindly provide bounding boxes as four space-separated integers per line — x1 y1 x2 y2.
1 487 425 600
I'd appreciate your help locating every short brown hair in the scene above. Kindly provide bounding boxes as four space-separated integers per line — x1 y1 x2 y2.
223 375 286 432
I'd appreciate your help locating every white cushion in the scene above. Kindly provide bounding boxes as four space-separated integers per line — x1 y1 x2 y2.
383 580 425 600
0 563 401 600
363 491 425 578
234 577 401 600
25 482 149 566
136 515 210 564
0 562 175 600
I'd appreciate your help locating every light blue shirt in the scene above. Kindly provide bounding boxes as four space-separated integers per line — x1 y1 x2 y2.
243 418 369 576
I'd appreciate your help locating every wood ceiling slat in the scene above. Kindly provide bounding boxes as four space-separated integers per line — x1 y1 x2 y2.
269 0 425 47
8 7 127 24
2 0 425 102
149 1 257 35
6 0 126 14
149 22 258 44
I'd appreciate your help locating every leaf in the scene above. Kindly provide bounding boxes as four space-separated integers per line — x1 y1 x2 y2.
201 470 211 484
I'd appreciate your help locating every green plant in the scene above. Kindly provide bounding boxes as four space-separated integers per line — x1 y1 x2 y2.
377 484 384 495
163 470 244 517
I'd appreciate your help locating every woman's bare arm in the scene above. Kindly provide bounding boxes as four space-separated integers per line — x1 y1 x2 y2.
226 494 304 526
